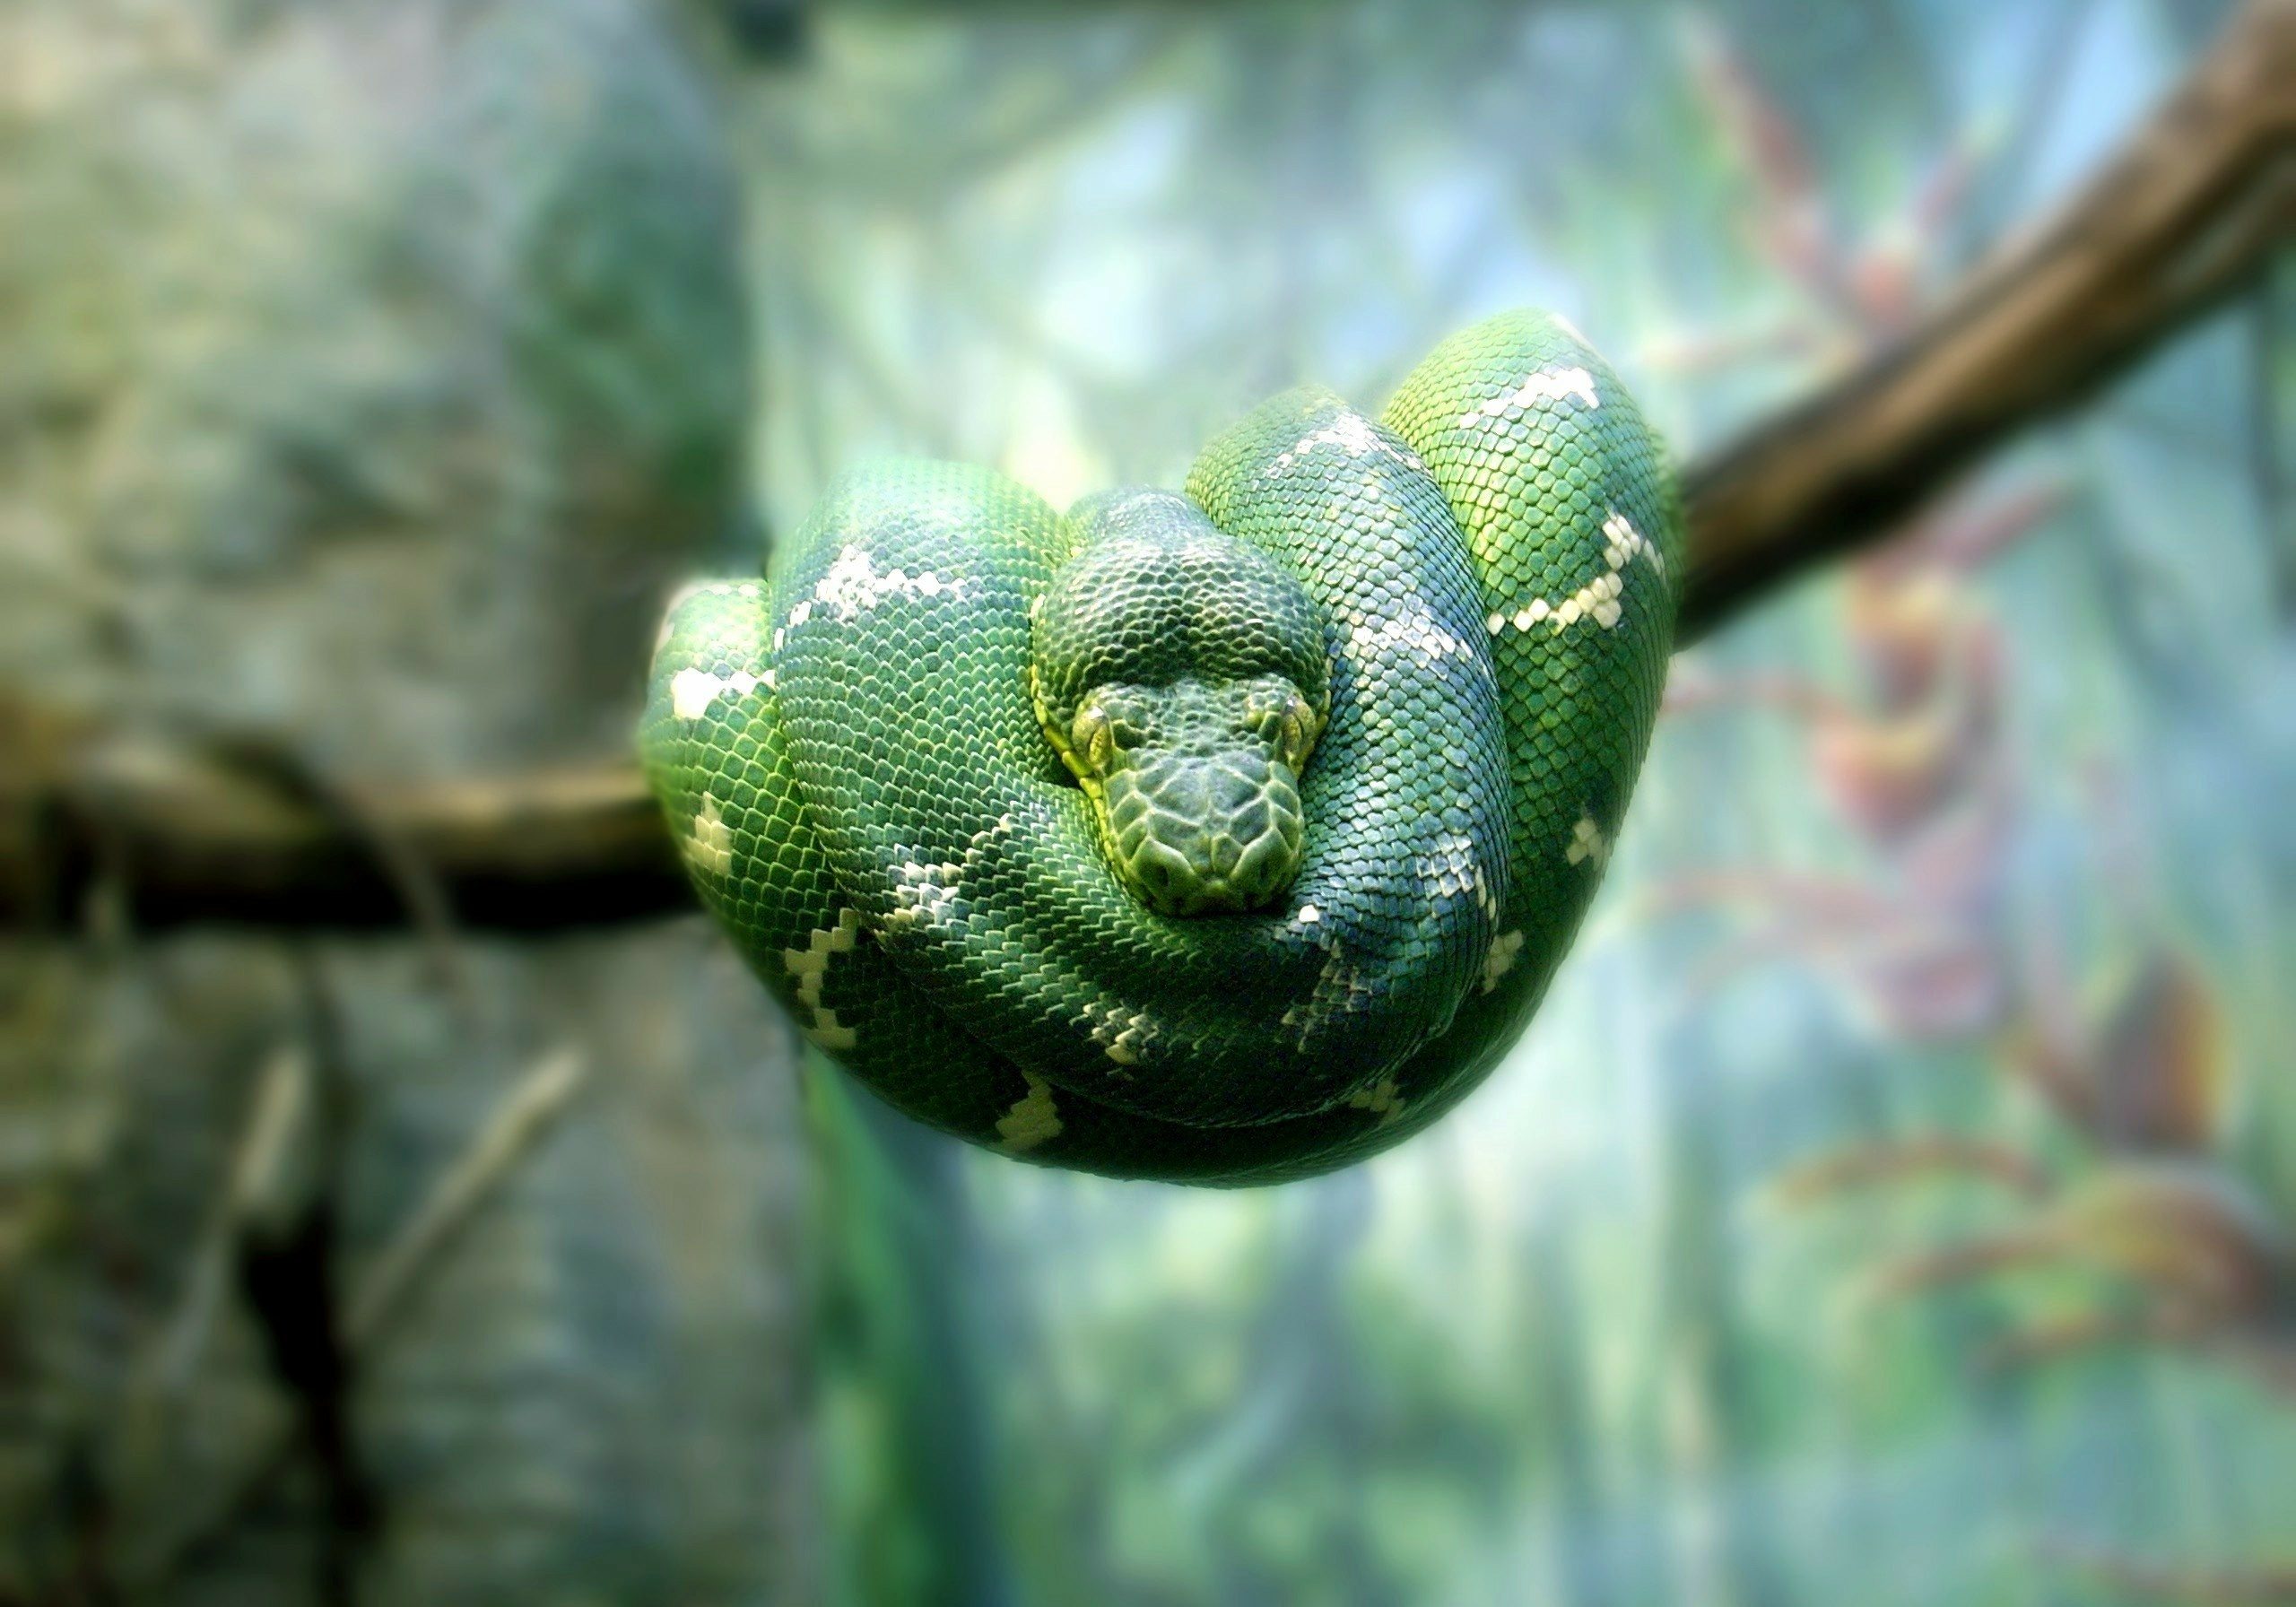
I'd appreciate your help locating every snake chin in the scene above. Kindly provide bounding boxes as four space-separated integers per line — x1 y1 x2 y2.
1102 750 1306 917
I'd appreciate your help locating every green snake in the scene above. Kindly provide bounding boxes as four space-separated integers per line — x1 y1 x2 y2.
641 309 1679 1185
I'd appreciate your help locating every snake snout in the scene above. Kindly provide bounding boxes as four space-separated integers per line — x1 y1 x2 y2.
1105 751 1306 917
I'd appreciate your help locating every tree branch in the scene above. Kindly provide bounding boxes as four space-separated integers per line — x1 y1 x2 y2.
3 1 2287 933
1678 0 2292 640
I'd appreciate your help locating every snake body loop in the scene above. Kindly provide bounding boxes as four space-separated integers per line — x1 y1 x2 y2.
641 309 1679 1184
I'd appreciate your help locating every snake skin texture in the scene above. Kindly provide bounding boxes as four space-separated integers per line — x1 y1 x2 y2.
640 309 1680 1184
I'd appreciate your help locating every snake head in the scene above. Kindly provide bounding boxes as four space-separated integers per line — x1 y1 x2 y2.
1065 674 1321 916
1035 491 1330 918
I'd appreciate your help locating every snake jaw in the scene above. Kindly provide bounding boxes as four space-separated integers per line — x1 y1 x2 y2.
1101 748 1307 917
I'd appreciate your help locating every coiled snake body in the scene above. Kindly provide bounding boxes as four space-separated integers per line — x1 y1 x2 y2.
642 310 1678 1184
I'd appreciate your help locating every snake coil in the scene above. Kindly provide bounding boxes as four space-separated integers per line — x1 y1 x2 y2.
642 309 1678 1184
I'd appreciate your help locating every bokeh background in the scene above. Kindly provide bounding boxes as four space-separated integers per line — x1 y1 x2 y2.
3 1 2290 1603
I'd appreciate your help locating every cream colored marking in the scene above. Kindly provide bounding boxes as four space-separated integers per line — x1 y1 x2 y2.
685 796 735 878
783 907 863 1009
1265 410 1423 477
996 1073 1063 1152
671 667 725 721
1481 928 1525 994
810 546 976 621
1283 941 1378 1049
1079 996 1156 1068
1457 366 1598 429
1350 606 1474 665
1297 903 1323 925
887 858 962 930
1417 830 1483 902
804 1009 858 1053
738 582 761 598
1499 563 1631 638
1346 1078 1405 1126
962 812 1022 853
1600 508 1666 578
1566 812 1611 869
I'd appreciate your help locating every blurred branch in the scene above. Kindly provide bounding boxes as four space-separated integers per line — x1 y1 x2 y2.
1768 1134 2053 1208
0 701 680 931
2039 1537 2296 1603
120 1048 588 1593
1678 0 2293 641
3 1 2288 932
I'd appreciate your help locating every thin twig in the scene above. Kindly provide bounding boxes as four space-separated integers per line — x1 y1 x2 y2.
345 1047 587 1345
117 1047 589 1592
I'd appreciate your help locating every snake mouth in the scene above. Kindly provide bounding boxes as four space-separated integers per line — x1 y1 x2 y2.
1103 752 1305 917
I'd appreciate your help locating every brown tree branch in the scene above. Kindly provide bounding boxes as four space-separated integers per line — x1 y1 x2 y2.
1678 0 2293 640
3 2 2288 933
2039 1536 2296 1603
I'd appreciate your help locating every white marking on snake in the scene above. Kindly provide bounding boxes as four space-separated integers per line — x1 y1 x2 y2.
887 858 963 931
671 668 724 721
1417 830 1483 903
1283 942 1378 1049
810 546 978 621
1494 506 1665 635
1601 508 1666 578
1481 928 1525 994
1566 812 1611 869
1346 1078 1405 1126
685 796 735 878
670 666 763 718
1265 410 1424 477
1349 605 1475 665
1296 903 1322 925
783 907 863 1010
1079 997 1156 1066
1457 366 1598 429
804 1008 857 1053
996 1073 1063 1152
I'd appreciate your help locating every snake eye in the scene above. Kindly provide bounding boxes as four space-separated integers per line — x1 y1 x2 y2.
1276 692 1320 772
1070 703 1116 774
